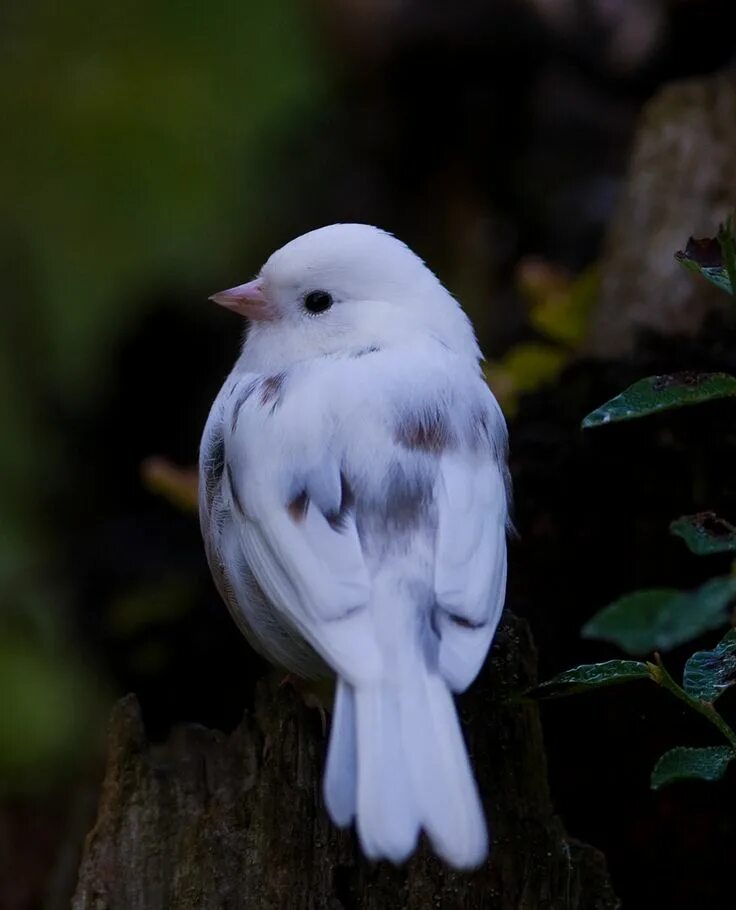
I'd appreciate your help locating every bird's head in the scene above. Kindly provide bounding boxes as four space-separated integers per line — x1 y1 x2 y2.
210 224 480 369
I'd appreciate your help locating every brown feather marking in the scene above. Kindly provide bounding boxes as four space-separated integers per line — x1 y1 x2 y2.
288 490 309 522
395 410 453 453
260 372 287 411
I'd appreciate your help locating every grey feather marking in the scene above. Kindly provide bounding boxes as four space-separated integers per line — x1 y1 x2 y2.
418 598 440 673
325 472 355 532
445 612 483 630
356 460 435 548
381 462 433 532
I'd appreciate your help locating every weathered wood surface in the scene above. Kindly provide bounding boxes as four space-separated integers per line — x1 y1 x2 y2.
72 614 617 909
586 69 736 357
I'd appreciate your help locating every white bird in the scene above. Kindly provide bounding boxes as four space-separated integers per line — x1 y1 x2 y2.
199 224 510 869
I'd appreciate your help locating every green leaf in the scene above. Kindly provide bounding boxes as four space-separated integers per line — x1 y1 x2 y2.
670 512 736 555
582 373 736 428
529 660 652 698
582 577 736 655
683 629 736 703
650 745 734 790
718 215 736 298
675 218 735 295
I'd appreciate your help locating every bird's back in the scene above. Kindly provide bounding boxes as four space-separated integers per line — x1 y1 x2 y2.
200 337 509 867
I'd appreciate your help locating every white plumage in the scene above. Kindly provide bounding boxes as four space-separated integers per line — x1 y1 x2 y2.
199 224 510 868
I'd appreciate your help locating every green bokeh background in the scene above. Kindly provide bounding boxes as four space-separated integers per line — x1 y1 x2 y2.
0 0 325 792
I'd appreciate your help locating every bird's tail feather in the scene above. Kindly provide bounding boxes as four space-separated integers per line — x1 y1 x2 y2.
324 677 357 827
354 682 420 862
399 664 488 868
323 669 487 869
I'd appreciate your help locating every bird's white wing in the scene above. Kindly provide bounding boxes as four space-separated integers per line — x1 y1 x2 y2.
432 391 509 692
236 495 382 686
222 368 383 686
199 380 325 676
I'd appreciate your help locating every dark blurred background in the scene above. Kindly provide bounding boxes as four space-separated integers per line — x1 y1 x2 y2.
1 1 735 906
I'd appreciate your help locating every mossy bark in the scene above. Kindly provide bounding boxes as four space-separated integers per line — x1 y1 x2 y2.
72 615 618 909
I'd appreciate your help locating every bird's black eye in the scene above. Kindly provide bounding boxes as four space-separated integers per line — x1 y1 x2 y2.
303 290 333 314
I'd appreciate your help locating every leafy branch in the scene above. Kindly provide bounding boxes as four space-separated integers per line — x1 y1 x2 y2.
530 635 736 788
536 214 736 791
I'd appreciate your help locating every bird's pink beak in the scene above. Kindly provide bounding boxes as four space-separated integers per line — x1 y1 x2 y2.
209 278 276 321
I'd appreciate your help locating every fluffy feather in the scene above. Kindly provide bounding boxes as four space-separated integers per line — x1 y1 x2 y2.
199 224 510 868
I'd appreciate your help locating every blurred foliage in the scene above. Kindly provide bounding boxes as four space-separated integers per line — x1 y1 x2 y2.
141 456 198 513
487 260 598 416
581 579 736 656
0 0 326 794
106 576 196 639
0 624 106 795
0 0 325 397
486 341 569 417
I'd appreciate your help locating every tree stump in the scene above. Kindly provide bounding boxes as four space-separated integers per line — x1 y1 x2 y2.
586 68 736 357
72 614 618 909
